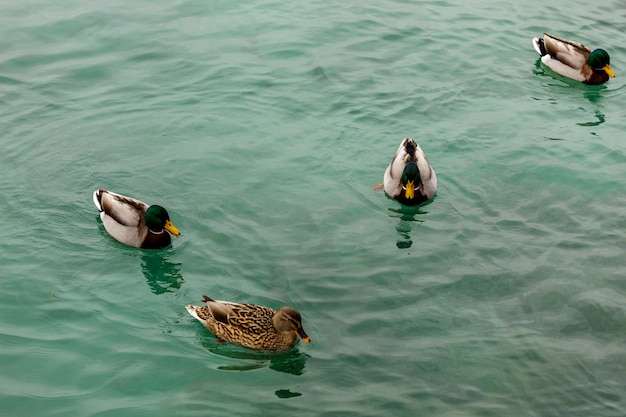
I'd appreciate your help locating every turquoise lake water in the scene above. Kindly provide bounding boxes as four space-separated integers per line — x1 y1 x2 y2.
1 0 626 416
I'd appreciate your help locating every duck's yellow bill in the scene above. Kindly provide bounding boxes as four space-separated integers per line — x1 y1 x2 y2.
297 328 311 343
405 180 415 200
604 64 615 77
165 220 181 237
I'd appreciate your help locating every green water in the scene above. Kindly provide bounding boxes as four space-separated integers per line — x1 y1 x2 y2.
1 0 625 416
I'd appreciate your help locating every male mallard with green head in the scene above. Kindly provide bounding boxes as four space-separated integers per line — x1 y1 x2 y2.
93 189 180 249
186 296 310 351
532 33 615 85
374 138 437 206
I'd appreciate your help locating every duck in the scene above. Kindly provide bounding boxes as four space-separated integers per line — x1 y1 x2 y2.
532 33 615 85
186 295 310 351
93 189 180 249
373 138 437 206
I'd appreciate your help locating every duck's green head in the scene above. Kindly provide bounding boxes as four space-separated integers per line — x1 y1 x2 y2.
588 49 615 77
401 162 420 200
145 205 181 237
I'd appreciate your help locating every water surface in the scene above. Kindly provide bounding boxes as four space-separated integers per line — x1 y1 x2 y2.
1 0 625 416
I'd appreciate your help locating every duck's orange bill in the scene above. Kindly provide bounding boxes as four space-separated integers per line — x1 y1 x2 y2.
605 64 616 77
297 328 311 343
165 220 181 237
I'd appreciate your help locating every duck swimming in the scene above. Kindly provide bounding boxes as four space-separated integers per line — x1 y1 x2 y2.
374 138 437 206
532 33 615 85
93 189 180 249
186 296 310 351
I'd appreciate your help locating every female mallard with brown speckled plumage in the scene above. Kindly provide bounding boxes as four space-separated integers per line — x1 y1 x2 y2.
374 138 437 206
532 33 615 85
93 189 180 249
186 296 310 351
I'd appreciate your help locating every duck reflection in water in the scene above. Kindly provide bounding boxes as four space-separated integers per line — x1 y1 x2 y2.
199 338 310 376
531 55 608 128
141 252 183 295
388 203 432 249
532 74 607 127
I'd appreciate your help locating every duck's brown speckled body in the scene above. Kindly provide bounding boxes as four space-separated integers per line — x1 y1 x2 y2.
186 296 310 351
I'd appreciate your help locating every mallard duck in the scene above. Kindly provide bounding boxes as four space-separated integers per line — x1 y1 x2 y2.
93 189 180 249
373 138 437 206
532 33 615 85
186 296 310 351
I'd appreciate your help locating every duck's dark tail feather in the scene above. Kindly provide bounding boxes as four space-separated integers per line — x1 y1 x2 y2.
93 189 104 212
532 37 547 56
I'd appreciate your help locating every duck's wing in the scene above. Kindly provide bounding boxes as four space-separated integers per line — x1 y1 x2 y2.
383 143 413 197
414 145 437 198
540 55 588 82
202 297 235 324
202 296 274 331
94 189 146 227
543 33 589 70
382 160 402 197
